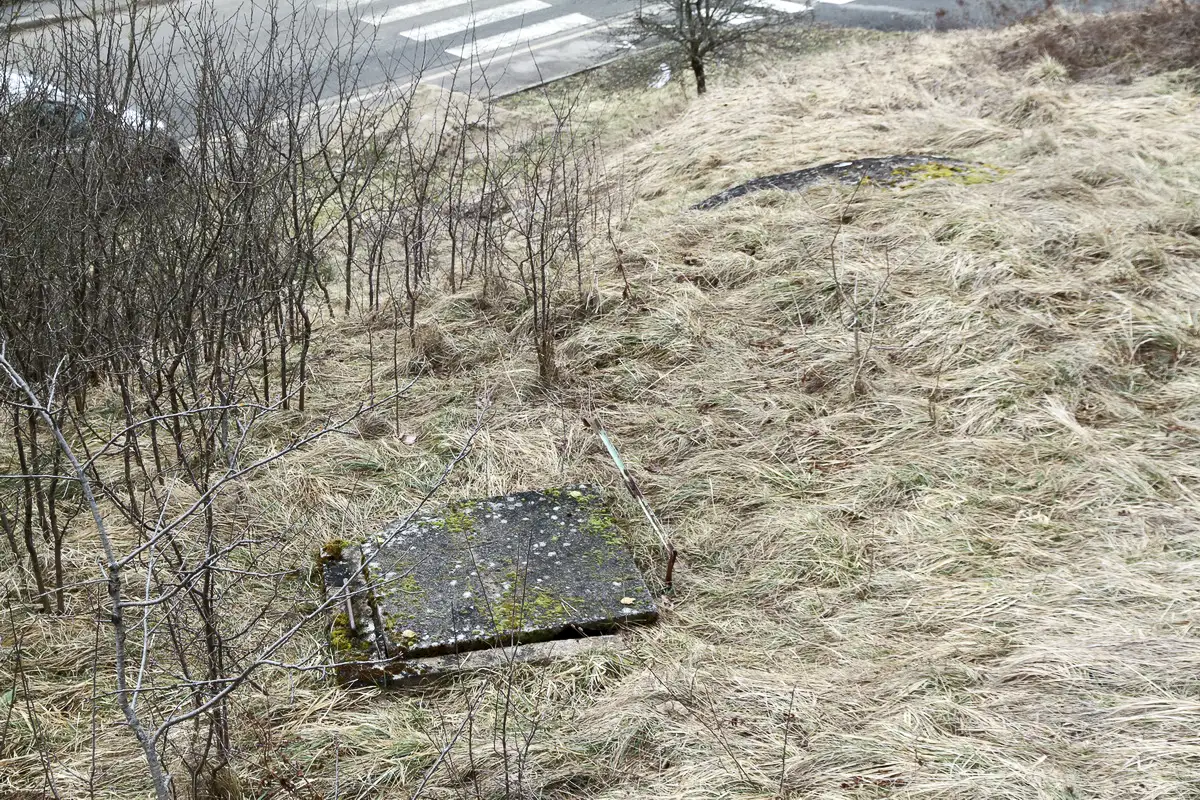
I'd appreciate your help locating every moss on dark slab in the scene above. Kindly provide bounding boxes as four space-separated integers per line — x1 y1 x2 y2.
321 486 658 678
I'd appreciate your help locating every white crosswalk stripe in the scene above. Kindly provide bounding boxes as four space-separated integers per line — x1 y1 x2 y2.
396 0 550 41
445 12 594 58
351 0 825 65
362 0 472 24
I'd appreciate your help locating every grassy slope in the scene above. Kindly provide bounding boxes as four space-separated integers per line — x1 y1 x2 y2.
7 18 1200 800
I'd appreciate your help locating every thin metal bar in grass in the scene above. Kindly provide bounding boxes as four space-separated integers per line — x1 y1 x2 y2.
582 415 677 593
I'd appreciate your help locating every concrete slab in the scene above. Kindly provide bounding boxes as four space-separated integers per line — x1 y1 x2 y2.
692 156 1008 210
320 485 657 685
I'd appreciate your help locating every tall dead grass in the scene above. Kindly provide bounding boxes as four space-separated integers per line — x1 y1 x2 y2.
999 0 1200 80
6 15 1200 800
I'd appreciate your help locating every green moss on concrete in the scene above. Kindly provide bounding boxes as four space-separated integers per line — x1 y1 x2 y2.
491 577 580 631
583 508 624 546
589 546 610 569
330 612 371 658
890 162 1010 188
320 538 351 563
430 503 477 536
349 487 658 666
445 507 475 534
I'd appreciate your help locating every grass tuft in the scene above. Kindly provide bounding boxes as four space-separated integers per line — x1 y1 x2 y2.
998 0 1200 80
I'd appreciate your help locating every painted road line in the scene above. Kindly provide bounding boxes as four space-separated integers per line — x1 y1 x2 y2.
364 0 474 27
396 0 550 40
445 12 594 58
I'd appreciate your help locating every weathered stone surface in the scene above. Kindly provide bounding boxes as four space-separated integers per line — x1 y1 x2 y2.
691 155 1007 210
319 486 657 684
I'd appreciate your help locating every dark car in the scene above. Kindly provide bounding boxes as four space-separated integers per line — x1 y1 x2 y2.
1 70 182 180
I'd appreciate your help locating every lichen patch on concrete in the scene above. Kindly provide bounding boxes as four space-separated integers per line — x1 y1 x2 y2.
320 486 658 684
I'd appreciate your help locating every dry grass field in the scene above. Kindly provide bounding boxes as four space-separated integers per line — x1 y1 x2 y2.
6 6 1200 799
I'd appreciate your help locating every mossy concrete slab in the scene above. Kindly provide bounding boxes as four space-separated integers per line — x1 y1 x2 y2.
692 155 1008 209
319 485 657 685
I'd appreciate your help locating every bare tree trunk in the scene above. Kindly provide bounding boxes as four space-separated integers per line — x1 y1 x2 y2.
12 411 51 614
690 54 708 95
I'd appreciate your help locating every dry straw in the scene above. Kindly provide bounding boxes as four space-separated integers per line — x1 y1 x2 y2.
6 11 1200 799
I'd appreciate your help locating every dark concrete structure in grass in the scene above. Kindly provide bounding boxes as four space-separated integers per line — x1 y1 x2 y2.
691 155 1008 210
319 485 658 685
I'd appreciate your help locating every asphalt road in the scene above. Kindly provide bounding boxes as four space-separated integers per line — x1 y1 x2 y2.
9 0 1141 110
201 0 1142 96
330 0 643 95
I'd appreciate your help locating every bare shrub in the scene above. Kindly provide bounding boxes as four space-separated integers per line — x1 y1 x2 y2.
998 0 1200 79
0 1 624 794
492 90 613 385
626 0 793 95
0 3 438 796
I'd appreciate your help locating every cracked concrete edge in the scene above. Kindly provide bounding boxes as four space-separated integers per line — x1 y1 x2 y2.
320 543 391 684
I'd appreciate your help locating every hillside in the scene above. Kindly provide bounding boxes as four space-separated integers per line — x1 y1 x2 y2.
6 10 1200 799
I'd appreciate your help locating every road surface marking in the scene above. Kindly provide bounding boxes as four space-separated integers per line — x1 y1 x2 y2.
363 0 475 27
445 12 594 58
396 0 550 39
